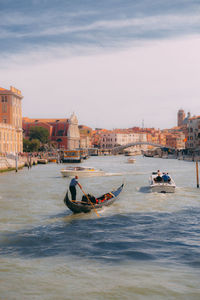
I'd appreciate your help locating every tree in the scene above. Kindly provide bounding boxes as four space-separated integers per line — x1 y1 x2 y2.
23 138 40 152
29 139 40 152
23 138 30 152
29 126 49 144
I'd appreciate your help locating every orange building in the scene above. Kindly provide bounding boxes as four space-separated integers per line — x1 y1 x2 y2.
0 86 23 154
23 113 81 150
165 132 185 149
79 125 92 148
23 117 69 149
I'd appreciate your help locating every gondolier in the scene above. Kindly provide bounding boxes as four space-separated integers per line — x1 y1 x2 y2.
69 175 82 200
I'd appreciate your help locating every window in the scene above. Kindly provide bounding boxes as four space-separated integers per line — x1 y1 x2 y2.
1 96 7 102
57 130 64 136
2 103 7 113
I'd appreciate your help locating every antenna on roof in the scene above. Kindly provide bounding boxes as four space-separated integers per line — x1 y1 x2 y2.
142 119 144 129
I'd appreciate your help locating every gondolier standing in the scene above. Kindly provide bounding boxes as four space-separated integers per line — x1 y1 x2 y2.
69 175 82 201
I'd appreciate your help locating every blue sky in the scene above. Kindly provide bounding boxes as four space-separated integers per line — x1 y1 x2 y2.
1 0 200 129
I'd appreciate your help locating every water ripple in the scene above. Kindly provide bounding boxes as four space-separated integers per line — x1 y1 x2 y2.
1 209 200 268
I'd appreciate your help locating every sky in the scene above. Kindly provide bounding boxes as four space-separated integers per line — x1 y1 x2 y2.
0 0 200 130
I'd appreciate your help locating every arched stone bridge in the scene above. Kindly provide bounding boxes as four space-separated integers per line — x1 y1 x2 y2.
111 142 175 154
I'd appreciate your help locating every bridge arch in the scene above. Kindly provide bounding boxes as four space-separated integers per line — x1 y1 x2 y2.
111 142 175 154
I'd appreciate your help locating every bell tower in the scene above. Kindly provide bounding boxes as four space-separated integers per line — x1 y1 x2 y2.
177 109 185 127
67 113 80 150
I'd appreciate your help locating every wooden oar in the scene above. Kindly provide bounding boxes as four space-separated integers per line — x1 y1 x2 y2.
81 188 100 217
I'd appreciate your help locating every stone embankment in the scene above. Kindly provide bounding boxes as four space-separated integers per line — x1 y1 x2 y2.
0 157 25 172
0 155 57 172
177 156 200 162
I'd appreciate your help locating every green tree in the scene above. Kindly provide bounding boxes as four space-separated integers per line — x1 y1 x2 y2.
29 126 49 144
23 138 40 152
29 139 40 152
23 138 30 152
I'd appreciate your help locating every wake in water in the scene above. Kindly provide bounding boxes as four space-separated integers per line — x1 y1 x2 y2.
104 171 149 176
104 172 123 176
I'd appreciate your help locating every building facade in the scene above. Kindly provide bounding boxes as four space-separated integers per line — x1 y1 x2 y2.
79 125 92 149
99 130 147 149
187 116 200 150
165 132 185 149
23 113 81 150
0 86 23 154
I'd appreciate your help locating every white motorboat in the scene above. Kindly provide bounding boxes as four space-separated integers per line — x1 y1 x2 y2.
127 158 136 163
149 172 176 193
61 166 105 177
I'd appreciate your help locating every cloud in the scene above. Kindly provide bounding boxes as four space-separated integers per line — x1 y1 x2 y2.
1 1 200 129
1 35 200 129
1 13 200 39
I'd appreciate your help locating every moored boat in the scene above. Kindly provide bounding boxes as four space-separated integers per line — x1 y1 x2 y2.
64 184 124 214
60 150 82 163
61 166 105 177
149 172 176 193
37 158 48 164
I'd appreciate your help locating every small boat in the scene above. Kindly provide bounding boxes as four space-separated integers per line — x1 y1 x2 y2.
124 150 135 156
149 172 176 193
61 166 105 177
60 150 83 163
37 158 48 164
127 158 136 163
64 184 124 214
48 158 57 163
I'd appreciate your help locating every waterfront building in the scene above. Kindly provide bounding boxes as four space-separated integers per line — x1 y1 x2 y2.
165 132 185 149
79 125 92 149
99 129 147 151
187 115 200 150
91 128 108 148
0 86 23 154
23 113 80 150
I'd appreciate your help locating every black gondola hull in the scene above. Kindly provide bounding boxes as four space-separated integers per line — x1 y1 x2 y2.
64 184 124 214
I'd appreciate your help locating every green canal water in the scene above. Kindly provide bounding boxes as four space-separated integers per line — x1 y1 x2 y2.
0 155 200 299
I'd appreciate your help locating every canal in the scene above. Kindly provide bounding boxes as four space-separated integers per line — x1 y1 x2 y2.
0 155 200 299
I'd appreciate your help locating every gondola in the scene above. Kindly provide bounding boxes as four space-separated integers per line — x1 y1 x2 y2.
64 184 124 214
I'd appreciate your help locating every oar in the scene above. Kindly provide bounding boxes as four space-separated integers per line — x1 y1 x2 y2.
81 188 100 217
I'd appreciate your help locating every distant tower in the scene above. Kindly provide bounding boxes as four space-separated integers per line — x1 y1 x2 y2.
187 112 191 119
177 109 185 126
67 113 80 150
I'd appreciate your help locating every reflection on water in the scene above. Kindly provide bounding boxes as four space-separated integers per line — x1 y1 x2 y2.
0 156 200 299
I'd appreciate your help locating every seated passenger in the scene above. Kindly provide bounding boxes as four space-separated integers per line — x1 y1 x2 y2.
162 173 171 182
155 169 162 182
156 175 162 182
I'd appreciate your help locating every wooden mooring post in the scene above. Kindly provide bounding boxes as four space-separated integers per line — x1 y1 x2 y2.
15 153 18 173
196 161 199 188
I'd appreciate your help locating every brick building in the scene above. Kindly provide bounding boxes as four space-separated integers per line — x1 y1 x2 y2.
23 113 80 150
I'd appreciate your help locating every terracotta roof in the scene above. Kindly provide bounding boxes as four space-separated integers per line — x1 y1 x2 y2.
23 117 68 123
189 115 200 120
